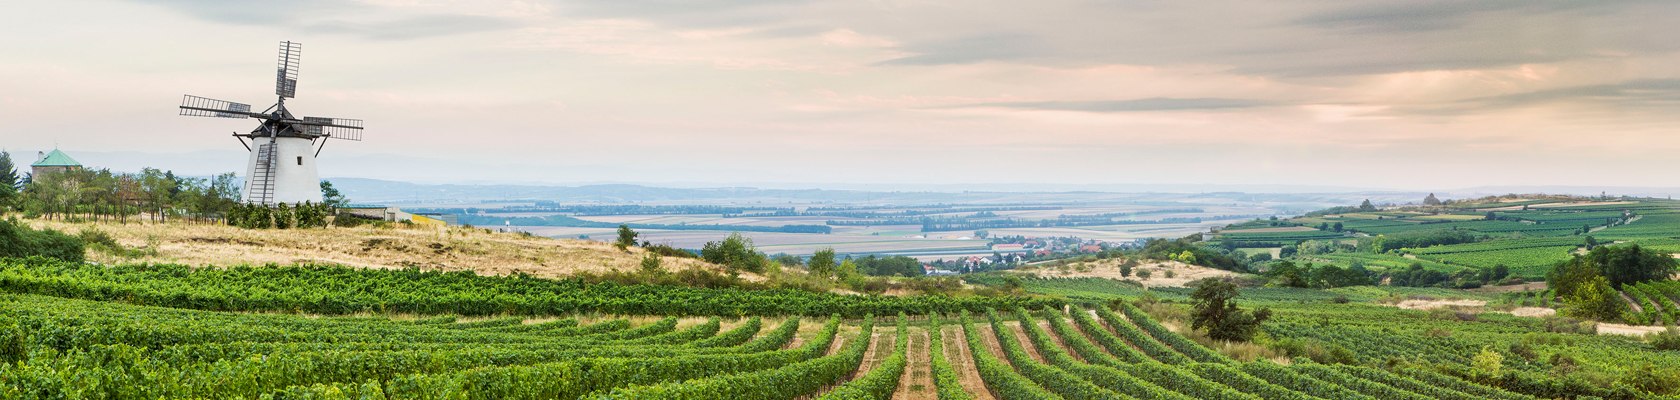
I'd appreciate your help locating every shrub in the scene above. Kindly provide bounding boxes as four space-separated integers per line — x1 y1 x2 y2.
1541 315 1598 334
644 243 698 259
0 218 83 262
1470 346 1505 383
1649 327 1680 351
639 253 663 275
1272 337 1355 364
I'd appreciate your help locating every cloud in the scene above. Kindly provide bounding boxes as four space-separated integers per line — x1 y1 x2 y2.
1394 79 1680 116
1293 1 1660 33
952 98 1277 113
877 33 1045 65
552 0 815 29
135 0 516 40
304 15 511 40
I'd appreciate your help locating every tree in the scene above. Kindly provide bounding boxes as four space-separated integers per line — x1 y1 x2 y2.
615 224 639 251
1552 245 1678 296
137 168 175 222
1584 236 1599 250
320 180 347 208
1591 244 1676 288
1266 261 1312 288
0 151 18 210
1358 199 1376 211
702 233 764 274
1423 193 1442 206
1331 222 1344 232
1189 278 1272 342
1118 260 1135 277
808 248 837 279
836 259 861 283
1562 275 1625 321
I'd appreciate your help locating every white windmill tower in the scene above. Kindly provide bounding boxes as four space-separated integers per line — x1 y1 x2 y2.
177 41 364 206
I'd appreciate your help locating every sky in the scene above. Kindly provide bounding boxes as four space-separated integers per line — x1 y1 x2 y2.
1 0 1677 191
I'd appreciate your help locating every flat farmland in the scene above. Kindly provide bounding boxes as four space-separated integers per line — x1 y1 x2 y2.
576 214 836 227
496 193 1374 257
1219 226 1321 233
513 226 988 256
1411 214 1487 221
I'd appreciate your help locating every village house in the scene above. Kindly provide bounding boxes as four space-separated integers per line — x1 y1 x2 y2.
30 149 82 178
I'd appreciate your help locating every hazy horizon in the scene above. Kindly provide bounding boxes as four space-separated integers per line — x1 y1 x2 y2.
5 1 1678 189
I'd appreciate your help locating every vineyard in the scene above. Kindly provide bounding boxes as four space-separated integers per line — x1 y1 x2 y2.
11 254 1680 399
1 290 1553 399
1214 199 1680 280
1621 280 1680 326
1400 238 1585 277
7 193 1680 400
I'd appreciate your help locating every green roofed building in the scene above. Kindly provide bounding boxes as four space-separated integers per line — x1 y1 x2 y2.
31 149 82 177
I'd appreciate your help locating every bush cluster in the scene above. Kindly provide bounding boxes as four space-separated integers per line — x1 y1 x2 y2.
0 218 82 262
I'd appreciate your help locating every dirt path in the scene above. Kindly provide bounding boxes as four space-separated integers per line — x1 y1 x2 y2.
1509 307 1556 317
1620 292 1645 314
1471 281 1548 293
893 328 935 400
827 333 849 357
1391 299 1487 310
783 324 809 350
1037 320 1083 362
1007 322 1048 366
1003 322 1047 364
1661 293 1680 311
1092 309 1149 354
854 329 890 378
1598 323 1667 336
942 325 997 400
976 324 1008 361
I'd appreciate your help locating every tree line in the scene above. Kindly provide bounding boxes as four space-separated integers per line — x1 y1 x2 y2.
0 151 357 229
0 151 241 223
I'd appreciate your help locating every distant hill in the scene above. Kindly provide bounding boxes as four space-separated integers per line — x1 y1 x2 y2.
327 177 1427 206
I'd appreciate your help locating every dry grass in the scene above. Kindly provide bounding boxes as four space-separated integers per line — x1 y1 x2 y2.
27 219 760 282
1015 259 1238 288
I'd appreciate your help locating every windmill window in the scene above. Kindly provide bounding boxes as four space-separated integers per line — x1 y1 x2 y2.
296 156 303 166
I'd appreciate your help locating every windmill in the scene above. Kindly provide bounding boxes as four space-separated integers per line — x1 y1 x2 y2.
177 41 363 206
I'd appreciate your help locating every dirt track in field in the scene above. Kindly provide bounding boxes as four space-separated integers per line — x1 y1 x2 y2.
1037 320 1083 362
1003 322 1047 364
854 328 890 377
942 325 997 400
892 328 935 400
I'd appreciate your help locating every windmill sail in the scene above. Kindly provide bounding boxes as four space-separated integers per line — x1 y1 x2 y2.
299 116 363 141
276 41 301 98
179 95 254 118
